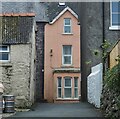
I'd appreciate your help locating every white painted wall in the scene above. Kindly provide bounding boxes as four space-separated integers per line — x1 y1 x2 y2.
87 63 103 108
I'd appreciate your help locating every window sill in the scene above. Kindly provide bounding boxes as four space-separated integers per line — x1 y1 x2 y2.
61 65 74 68
109 26 120 30
0 62 12 67
62 33 73 35
56 98 79 100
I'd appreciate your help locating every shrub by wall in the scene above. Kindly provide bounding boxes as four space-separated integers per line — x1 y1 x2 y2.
101 63 120 119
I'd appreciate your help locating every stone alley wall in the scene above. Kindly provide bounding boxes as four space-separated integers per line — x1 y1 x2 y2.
0 44 35 108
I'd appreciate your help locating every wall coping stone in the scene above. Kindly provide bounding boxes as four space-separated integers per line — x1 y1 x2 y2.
0 63 12 67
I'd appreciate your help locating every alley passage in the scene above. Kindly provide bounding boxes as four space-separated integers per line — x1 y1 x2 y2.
5 102 104 118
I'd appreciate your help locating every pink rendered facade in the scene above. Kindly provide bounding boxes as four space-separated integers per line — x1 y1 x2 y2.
44 9 81 103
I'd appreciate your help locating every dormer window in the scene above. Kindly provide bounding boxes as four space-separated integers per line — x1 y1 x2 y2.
64 18 71 33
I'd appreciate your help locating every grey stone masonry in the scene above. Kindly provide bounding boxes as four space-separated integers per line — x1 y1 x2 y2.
35 22 46 101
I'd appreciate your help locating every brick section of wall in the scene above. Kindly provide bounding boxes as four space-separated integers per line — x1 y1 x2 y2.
35 22 46 101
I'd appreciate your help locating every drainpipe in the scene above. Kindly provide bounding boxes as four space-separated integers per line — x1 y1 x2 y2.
102 1 105 75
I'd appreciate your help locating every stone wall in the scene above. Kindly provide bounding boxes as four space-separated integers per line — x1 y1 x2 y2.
35 22 46 101
0 43 35 108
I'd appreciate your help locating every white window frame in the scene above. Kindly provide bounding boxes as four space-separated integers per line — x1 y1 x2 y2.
64 77 72 99
0 45 10 62
57 77 62 99
74 77 79 99
62 45 72 66
109 0 120 30
64 18 72 34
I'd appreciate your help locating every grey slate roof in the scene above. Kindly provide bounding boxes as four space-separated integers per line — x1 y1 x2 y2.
1 2 48 22
1 2 34 13
47 2 81 22
1 2 80 22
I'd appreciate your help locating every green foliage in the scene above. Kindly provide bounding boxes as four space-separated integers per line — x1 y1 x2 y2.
104 63 120 92
101 40 111 60
85 60 92 65
101 40 111 50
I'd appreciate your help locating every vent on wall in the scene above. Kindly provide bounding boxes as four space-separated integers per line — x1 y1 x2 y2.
58 2 65 6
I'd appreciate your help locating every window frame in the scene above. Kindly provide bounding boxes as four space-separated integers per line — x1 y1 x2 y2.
62 45 72 66
109 0 120 30
57 77 62 99
0 45 10 62
64 77 72 99
63 18 72 34
74 77 79 99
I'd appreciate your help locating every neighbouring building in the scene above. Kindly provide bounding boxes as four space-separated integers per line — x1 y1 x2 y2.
0 13 36 108
44 6 81 103
108 40 120 69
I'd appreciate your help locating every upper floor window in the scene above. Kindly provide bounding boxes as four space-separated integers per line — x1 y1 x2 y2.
110 1 120 30
64 18 71 33
62 45 72 65
0 45 10 62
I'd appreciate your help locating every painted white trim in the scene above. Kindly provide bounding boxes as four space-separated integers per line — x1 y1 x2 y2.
110 0 120 29
62 33 73 35
50 6 78 24
109 26 120 30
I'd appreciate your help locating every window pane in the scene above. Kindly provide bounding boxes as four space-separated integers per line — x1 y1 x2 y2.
64 26 71 33
74 78 78 87
74 88 78 98
0 46 8 51
65 19 70 25
58 88 62 98
112 14 120 25
64 56 71 64
58 77 62 87
63 46 71 55
65 78 71 87
0 53 9 60
64 88 71 98
112 2 120 12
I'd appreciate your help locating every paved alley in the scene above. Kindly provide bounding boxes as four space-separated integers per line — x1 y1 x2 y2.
4 102 104 118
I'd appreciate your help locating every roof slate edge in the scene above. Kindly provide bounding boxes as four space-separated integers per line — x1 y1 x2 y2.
0 13 35 17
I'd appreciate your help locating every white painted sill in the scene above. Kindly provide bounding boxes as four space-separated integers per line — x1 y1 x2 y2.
56 98 79 100
62 33 73 35
109 26 120 30
61 65 74 68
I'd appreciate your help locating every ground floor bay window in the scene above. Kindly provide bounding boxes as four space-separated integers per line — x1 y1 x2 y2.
57 76 80 100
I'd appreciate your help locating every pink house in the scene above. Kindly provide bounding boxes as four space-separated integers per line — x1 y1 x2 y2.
44 6 81 103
